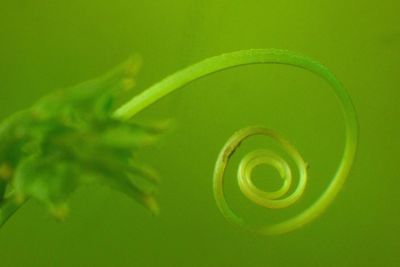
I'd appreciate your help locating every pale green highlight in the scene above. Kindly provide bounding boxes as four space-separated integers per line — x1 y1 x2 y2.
114 49 359 235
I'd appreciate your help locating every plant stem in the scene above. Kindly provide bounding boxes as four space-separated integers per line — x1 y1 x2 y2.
0 181 6 202
0 198 25 228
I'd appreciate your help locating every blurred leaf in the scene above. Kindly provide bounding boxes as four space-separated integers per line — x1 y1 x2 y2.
14 155 80 209
0 56 165 223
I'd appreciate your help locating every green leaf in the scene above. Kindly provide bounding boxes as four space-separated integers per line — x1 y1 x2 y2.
0 55 164 224
13 155 80 209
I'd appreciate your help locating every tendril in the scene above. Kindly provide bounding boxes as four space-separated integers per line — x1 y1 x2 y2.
214 127 308 235
113 49 358 235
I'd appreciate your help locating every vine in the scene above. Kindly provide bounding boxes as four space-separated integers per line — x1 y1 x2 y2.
0 49 358 235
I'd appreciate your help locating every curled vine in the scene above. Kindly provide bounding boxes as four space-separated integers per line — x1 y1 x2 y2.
0 49 358 235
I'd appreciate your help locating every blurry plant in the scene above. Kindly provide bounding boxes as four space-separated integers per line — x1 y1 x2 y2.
0 49 358 235
0 58 163 226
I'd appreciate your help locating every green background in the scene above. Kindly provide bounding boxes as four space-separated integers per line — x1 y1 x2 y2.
0 0 399 266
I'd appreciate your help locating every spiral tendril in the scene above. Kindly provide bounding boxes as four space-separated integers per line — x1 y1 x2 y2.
114 49 358 235
214 126 308 235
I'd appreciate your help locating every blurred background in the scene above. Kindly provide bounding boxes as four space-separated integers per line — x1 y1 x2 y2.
0 0 399 266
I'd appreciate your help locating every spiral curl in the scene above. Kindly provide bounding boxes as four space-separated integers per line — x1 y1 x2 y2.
114 49 358 235
214 126 308 235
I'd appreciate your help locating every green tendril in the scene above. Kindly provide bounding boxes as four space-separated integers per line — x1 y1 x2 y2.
114 49 358 235
0 49 358 235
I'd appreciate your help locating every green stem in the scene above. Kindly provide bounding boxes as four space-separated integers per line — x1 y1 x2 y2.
0 198 25 228
0 181 6 202
0 181 26 227
113 49 358 235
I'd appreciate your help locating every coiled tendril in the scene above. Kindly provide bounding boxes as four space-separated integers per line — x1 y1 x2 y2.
114 49 358 235
214 127 308 235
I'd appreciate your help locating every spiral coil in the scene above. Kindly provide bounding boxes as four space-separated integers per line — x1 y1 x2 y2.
214 126 309 235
